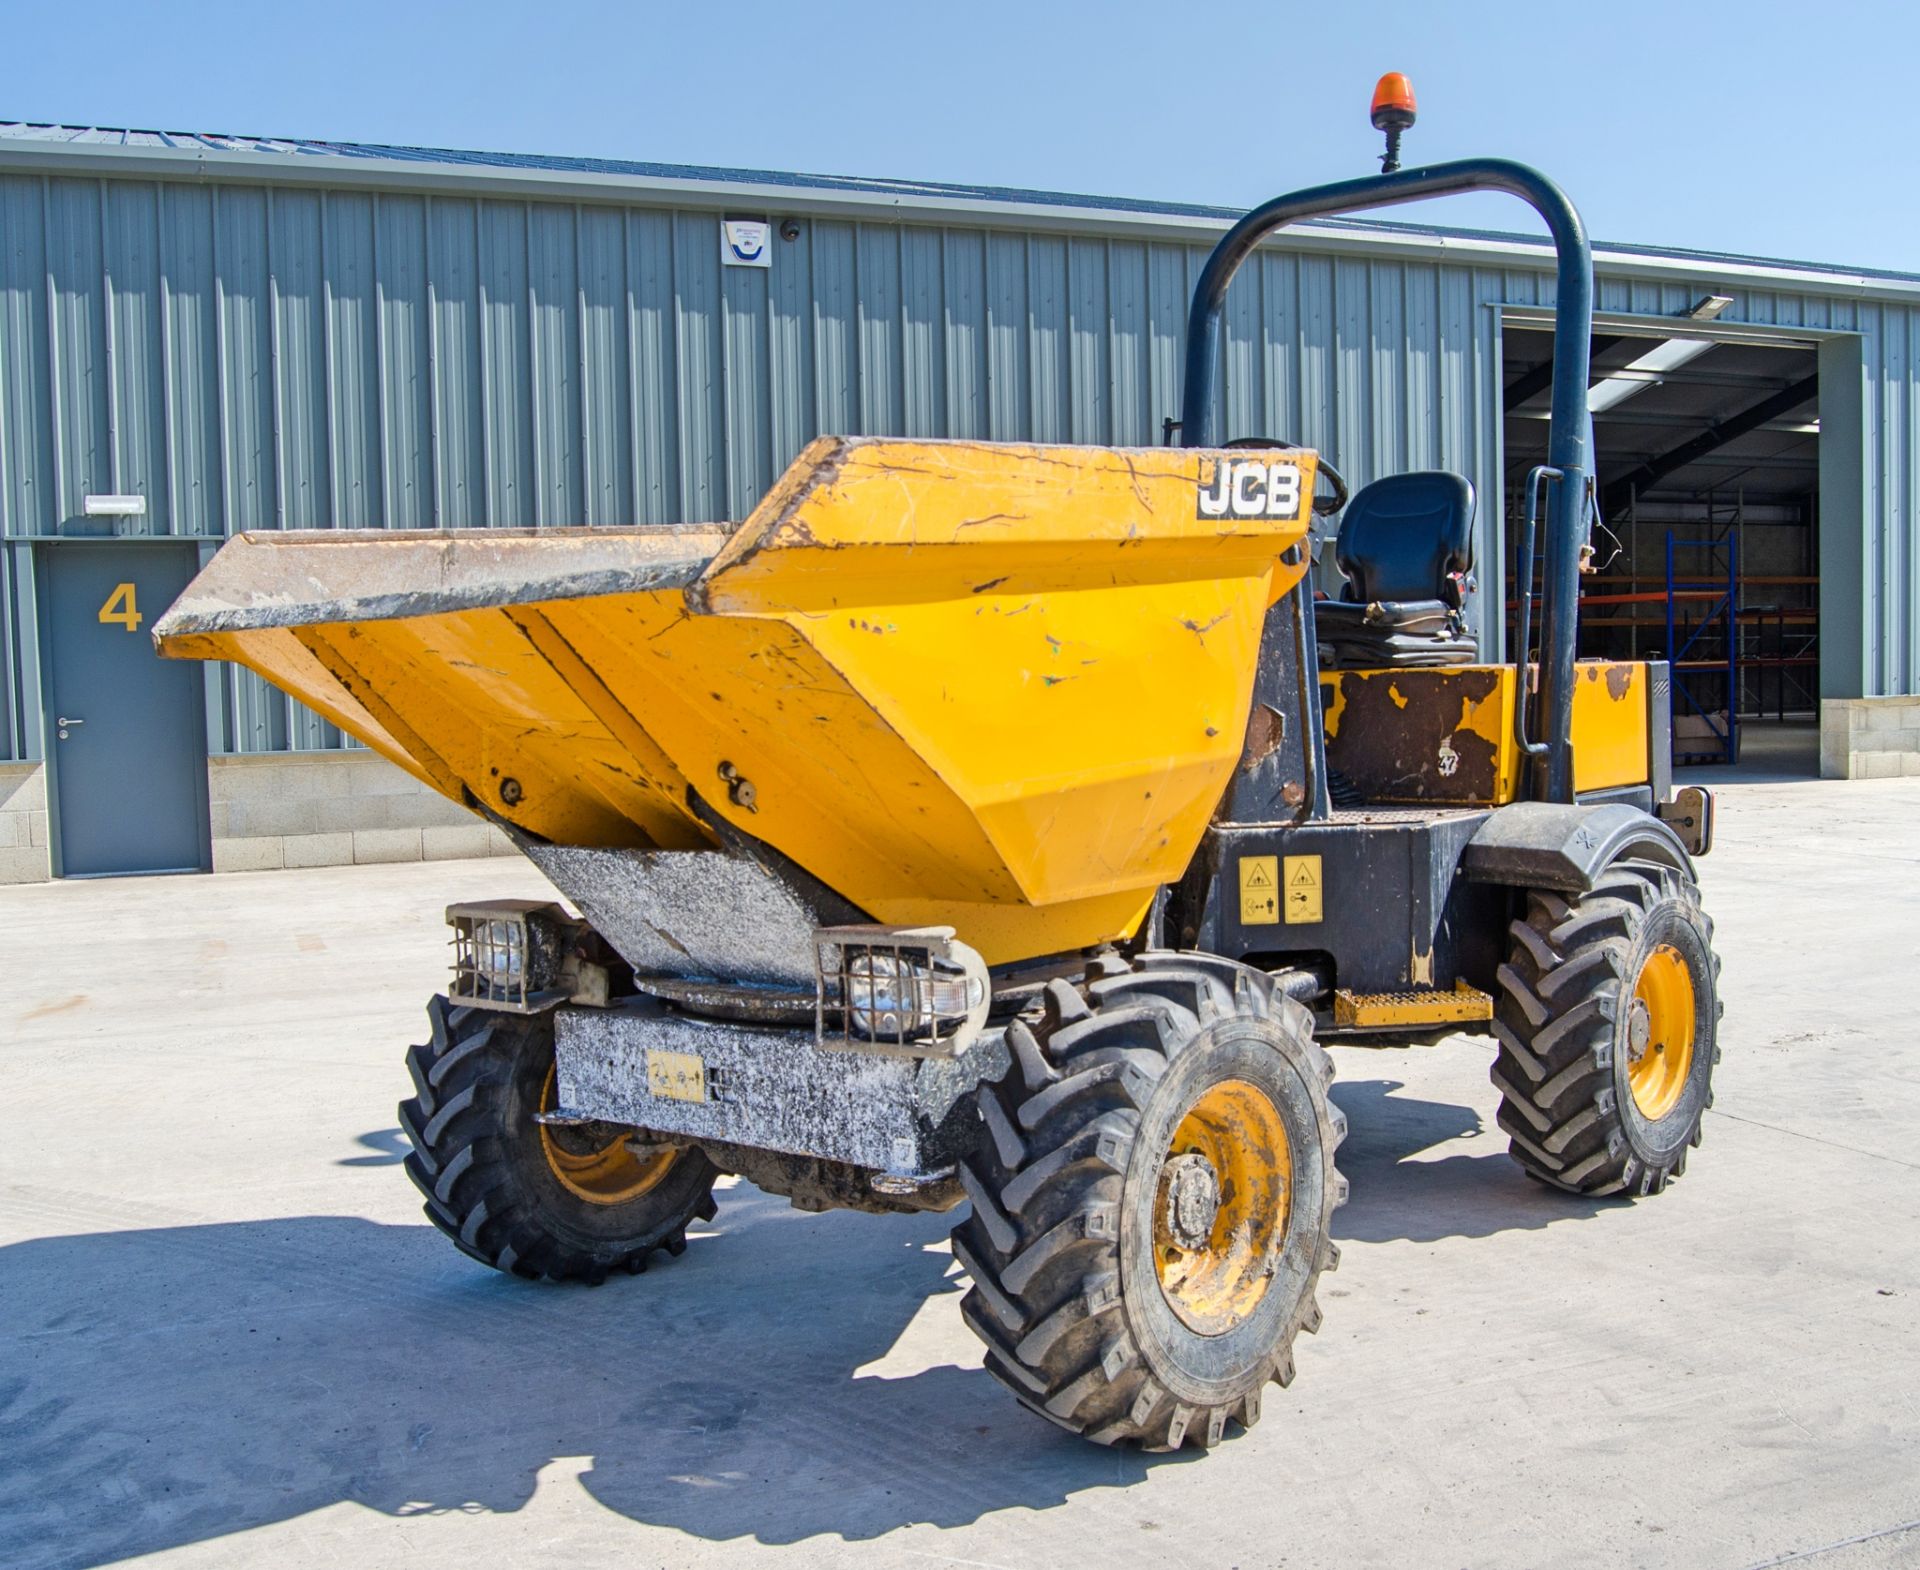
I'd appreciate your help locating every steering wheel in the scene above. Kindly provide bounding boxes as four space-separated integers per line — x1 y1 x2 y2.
1225 436 1349 516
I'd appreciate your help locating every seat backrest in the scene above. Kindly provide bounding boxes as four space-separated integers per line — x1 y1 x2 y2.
1334 471 1476 607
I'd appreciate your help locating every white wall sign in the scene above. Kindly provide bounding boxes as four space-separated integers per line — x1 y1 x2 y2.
722 219 772 269
83 494 148 516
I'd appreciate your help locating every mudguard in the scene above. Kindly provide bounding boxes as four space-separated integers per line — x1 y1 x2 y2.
1459 801 1695 893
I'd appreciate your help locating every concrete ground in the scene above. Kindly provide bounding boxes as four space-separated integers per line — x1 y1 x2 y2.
3 770 1917 1570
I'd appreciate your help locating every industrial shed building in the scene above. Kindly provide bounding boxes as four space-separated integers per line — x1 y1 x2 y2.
2 124 1918 882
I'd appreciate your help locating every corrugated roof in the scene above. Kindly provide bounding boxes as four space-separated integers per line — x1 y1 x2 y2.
0 118 1253 216
4 119 1916 288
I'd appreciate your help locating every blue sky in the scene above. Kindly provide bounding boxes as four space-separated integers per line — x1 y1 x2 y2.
4 0 1910 271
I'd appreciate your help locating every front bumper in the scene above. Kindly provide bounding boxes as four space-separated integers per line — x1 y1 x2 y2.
551 998 1007 1186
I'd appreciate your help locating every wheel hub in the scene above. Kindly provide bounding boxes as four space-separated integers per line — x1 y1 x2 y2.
1161 1152 1223 1250
1626 997 1653 1060
1627 944 1696 1120
1152 1078 1294 1337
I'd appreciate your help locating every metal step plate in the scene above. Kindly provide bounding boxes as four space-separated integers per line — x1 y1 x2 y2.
1332 981 1494 1029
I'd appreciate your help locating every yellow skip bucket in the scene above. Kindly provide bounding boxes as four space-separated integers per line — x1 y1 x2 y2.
155 437 1315 963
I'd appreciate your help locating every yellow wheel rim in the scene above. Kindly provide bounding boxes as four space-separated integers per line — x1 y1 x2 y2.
1153 1078 1292 1336
538 1066 677 1205
1628 944 1696 1121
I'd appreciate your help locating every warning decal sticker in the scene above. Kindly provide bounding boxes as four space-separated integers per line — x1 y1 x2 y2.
1238 855 1279 925
1283 854 1323 925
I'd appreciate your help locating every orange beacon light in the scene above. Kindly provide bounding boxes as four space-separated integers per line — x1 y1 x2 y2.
1371 73 1417 172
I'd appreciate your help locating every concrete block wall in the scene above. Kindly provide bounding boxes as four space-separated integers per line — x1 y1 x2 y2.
0 764 49 883
210 754 518 871
1821 698 1920 778
0 753 516 883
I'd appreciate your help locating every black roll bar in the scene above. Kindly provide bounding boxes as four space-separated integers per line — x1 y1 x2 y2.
1179 158 1594 803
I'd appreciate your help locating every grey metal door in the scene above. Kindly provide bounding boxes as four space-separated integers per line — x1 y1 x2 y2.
40 544 210 876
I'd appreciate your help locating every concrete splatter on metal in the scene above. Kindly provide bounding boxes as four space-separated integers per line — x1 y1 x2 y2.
525 844 819 986
554 999 1007 1176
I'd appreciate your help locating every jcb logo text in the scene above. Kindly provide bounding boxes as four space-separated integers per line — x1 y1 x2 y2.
1196 459 1302 520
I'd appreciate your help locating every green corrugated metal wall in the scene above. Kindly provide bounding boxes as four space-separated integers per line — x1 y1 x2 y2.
0 165 1913 761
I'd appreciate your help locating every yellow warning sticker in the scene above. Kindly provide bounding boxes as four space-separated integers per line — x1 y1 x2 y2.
1239 855 1280 925
1283 854 1323 925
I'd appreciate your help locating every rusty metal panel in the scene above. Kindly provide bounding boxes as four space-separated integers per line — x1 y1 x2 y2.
1323 667 1516 805
1324 661 1653 805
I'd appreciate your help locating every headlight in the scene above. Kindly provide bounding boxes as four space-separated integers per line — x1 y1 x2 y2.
446 901 573 1012
815 926 990 1059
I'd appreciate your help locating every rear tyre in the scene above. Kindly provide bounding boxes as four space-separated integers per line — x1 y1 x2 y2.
399 995 719 1281
1490 858 1722 1196
951 953 1346 1450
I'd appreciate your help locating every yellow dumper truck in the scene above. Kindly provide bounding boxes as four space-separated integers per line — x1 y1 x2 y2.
155 83 1720 1451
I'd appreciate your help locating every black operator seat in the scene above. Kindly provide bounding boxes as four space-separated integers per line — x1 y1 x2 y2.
1313 470 1479 669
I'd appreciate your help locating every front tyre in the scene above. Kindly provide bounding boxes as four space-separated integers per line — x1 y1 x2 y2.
399 996 718 1281
1490 858 1722 1196
951 954 1346 1450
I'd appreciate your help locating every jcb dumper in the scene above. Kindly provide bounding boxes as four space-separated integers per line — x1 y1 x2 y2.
154 81 1722 1452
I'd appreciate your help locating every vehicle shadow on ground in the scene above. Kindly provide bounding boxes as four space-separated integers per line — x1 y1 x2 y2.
1329 1077 1613 1243
0 1191 1188 1570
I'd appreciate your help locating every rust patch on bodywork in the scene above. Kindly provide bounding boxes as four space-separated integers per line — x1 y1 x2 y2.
1322 667 1510 804
1243 703 1287 770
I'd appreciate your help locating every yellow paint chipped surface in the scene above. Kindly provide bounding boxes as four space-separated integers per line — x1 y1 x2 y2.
1570 661 1649 791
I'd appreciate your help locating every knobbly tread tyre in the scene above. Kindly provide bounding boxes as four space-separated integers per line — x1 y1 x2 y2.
1490 858 1723 1197
951 952 1346 1451
399 995 718 1282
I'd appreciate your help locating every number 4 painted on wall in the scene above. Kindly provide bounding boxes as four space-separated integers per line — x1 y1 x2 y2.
98 582 143 632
